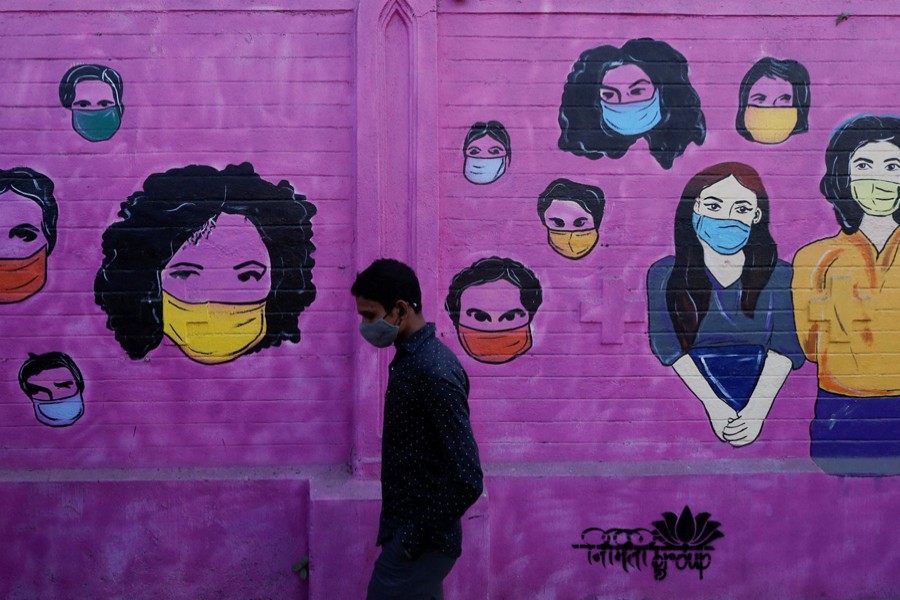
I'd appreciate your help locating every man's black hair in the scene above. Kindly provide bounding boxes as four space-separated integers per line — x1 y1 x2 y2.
352 258 422 314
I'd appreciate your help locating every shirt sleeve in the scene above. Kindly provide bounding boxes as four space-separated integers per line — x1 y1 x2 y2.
791 242 826 363
767 261 806 369
646 257 684 366
398 362 484 559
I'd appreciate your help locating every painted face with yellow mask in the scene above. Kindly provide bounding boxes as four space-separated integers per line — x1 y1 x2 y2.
849 140 900 216
537 178 605 260
160 212 272 365
743 75 796 144
542 200 599 260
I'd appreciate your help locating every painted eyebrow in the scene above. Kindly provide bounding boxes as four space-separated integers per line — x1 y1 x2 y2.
853 158 874 165
701 196 724 203
628 79 652 88
168 262 204 270
233 260 267 271
885 158 900 164
732 200 754 206
54 380 74 387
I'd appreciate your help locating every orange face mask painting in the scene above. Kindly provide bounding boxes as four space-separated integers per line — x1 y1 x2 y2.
0 246 48 303
456 324 533 364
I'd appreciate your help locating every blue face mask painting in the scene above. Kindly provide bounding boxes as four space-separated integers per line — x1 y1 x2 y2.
600 89 662 136
32 392 84 427
72 107 121 142
692 212 752 255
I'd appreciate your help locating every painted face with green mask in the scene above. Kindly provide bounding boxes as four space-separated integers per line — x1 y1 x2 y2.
68 79 122 142
850 140 900 216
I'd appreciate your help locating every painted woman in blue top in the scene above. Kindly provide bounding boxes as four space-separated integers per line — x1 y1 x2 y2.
647 162 804 446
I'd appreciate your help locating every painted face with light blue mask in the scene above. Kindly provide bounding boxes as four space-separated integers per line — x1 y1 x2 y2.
24 365 85 427
599 63 661 136
692 175 761 255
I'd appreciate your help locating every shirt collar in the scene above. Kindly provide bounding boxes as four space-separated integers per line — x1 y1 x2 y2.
396 322 435 355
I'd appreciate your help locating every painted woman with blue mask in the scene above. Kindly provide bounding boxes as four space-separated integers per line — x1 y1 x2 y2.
558 38 706 170
58 64 124 142
647 162 804 446
463 121 511 185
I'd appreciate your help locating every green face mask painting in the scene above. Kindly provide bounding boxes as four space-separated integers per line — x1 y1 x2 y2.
851 179 900 216
72 107 121 142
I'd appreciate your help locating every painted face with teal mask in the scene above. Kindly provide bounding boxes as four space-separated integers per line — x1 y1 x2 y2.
599 63 662 136
68 79 122 142
692 175 761 255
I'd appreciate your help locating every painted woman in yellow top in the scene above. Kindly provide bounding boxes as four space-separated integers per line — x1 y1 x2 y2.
792 114 900 476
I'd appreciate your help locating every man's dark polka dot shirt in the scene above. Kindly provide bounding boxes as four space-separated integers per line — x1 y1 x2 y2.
377 323 484 559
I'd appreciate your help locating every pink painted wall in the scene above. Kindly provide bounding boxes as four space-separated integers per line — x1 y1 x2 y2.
1 1 899 598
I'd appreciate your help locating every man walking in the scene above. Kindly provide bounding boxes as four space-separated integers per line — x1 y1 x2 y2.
352 258 484 600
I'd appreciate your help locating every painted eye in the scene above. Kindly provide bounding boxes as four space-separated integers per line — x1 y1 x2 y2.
9 225 39 243
886 163 900 172
467 147 480 156
169 269 200 280
735 206 751 214
704 203 721 212
573 217 589 227
489 147 502 155
237 270 264 282
854 162 871 171
549 218 565 228
776 94 792 105
465 308 492 323
600 90 618 101
630 87 646 97
97 100 114 107
73 100 91 108
498 309 526 322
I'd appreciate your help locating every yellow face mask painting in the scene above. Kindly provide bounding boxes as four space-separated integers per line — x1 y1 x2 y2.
851 179 900 216
547 229 599 259
743 106 798 145
162 291 267 364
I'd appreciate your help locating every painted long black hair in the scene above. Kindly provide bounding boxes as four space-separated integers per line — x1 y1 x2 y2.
558 38 706 170
666 162 778 352
820 114 900 234
94 162 316 359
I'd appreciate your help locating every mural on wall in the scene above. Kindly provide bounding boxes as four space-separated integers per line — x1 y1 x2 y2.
793 114 900 476
0 168 58 303
463 121 511 185
58 64 124 142
647 162 804 446
94 162 317 365
537 178 605 260
558 38 706 170
736 57 811 145
19 352 85 427
445 256 542 364
572 506 724 581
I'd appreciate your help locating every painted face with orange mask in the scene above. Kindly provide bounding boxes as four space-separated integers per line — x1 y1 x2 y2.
0 169 57 304
446 257 542 365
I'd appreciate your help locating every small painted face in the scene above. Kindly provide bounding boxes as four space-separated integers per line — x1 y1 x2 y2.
458 279 530 332
0 191 46 259
71 79 117 111
26 366 79 401
161 212 272 304
747 75 793 107
850 141 900 186
599 64 655 104
542 200 596 231
465 135 508 159
694 175 761 227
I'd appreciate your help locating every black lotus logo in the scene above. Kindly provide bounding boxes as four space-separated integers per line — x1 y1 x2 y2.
652 506 723 548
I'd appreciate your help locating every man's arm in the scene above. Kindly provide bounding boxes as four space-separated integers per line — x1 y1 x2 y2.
398 366 484 558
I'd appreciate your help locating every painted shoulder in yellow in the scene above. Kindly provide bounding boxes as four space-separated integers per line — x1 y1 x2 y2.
791 229 900 397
